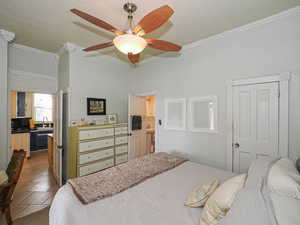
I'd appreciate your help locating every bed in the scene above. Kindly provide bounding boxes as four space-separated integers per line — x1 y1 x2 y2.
50 161 234 225
50 154 300 225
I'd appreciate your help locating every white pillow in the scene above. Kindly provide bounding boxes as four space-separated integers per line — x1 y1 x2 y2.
270 193 300 225
200 174 247 225
0 170 8 185
268 158 300 199
184 180 219 207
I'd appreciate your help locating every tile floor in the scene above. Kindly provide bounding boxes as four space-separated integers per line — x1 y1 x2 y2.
11 150 59 220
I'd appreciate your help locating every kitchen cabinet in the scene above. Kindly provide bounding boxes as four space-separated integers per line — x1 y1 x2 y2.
10 91 33 118
30 129 53 151
11 133 30 158
10 91 17 118
48 135 54 171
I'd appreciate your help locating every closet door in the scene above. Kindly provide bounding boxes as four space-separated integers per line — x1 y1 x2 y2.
233 82 279 173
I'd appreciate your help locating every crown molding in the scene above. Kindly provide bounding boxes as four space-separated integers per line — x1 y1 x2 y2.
58 42 82 55
9 43 57 58
138 6 300 66
0 29 15 43
8 69 57 81
183 6 300 51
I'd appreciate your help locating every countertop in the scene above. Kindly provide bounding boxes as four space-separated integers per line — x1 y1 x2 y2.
30 128 53 133
11 128 53 134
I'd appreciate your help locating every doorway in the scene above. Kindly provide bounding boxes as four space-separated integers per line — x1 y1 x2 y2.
9 90 59 219
128 94 156 159
227 74 290 173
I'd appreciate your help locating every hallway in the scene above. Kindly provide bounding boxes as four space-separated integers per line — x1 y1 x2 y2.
11 150 58 220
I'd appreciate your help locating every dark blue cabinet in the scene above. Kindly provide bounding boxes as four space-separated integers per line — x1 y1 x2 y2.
17 92 26 117
30 130 53 151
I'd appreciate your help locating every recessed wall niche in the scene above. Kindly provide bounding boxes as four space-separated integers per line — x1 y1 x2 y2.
188 96 218 133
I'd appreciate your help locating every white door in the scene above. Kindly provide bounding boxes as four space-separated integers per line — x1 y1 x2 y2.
53 90 63 186
233 82 279 173
128 95 147 159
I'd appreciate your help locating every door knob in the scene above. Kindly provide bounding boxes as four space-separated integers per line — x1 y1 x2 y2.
234 143 240 148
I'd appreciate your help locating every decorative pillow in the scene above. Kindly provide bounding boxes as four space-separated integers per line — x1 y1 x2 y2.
184 180 219 207
200 174 247 225
0 170 8 185
268 158 300 199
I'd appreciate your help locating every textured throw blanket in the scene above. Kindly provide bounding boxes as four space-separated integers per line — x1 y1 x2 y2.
68 152 187 204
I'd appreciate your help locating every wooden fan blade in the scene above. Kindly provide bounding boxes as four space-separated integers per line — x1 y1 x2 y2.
146 39 182 52
70 9 124 35
128 53 140 64
133 5 174 36
83 42 114 52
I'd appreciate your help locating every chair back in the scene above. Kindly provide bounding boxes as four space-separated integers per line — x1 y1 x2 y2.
0 150 26 206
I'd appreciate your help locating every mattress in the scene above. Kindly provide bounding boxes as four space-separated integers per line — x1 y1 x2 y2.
49 161 234 225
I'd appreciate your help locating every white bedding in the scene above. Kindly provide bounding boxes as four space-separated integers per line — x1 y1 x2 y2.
50 161 234 225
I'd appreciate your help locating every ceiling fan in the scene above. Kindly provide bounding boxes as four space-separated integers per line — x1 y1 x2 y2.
70 3 182 64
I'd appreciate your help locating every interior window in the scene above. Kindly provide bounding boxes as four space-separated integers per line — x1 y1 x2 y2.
33 93 53 122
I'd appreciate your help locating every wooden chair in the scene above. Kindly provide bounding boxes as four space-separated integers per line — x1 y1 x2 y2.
0 150 26 225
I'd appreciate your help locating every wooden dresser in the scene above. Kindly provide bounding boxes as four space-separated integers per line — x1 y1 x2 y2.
68 123 128 178
11 133 30 158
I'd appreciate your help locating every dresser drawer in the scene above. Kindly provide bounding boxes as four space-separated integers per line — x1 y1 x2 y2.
121 127 128 134
79 158 114 176
115 127 128 135
115 145 128 155
116 154 128 165
115 136 128 145
79 138 114 152
79 148 114 165
79 128 114 140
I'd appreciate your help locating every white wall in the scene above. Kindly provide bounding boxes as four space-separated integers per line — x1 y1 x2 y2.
58 51 70 92
129 7 300 169
60 49 131 123
8 44 58 93
0 30 14 170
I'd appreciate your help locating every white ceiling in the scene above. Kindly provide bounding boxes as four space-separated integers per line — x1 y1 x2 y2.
0 0 299 58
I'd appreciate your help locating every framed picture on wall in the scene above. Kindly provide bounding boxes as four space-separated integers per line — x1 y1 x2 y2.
87 98 106 115
164 98 186 130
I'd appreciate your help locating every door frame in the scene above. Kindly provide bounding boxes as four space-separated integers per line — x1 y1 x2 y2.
128 91 158 159
226 72 290 172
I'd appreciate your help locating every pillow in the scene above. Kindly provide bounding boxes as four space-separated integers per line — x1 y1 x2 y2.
200 174 247 225
0 170 8 185
268 158 300 199
184 180 219 207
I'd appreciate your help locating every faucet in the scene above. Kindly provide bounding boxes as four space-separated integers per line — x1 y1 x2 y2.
42 116 48 128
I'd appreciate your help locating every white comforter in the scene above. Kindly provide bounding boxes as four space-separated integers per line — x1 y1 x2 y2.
50 162 233 225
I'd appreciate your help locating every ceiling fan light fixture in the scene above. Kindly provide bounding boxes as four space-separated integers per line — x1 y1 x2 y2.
113 34 147 55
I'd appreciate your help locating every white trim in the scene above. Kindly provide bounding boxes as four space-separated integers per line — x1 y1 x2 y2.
226 73 290 171
0 29 15 42
140 6 300 65
58 42 82 55
9 43 57 57
164 98 186 131
133 91 158 97
188 96 218 133
183 6 300 52
231 73 290 86
8 69 57 81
